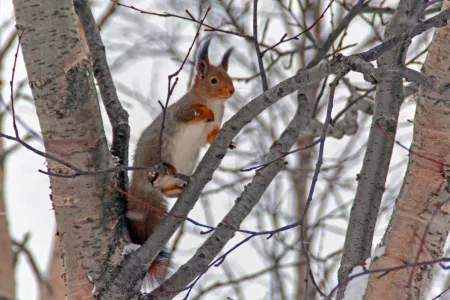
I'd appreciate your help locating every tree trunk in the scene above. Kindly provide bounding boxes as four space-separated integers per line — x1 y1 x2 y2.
0 121 14 300
39 238 66 300
13 0 124 299
294 136 314 299
337 1 423 297
364 1 450 299
294 85 318 300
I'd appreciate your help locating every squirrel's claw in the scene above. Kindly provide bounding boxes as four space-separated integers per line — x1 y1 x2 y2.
149 171 159 185
192 110 200 118
193 109 214 122
229 141 236 149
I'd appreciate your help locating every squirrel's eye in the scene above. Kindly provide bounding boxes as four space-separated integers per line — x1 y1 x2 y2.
210 77 218 85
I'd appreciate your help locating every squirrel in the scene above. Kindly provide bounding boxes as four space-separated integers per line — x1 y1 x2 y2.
126 39 234 285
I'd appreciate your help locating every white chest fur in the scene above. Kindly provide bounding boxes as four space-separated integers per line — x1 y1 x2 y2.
172 121 205 174
205 100 224 136
172 101 224 175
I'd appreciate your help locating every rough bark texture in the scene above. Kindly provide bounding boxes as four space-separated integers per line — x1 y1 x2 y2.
13 0 123 299
365 1 450 299
73 0 130 191
0 122 14 300
39 239 66 300
337 1 424 298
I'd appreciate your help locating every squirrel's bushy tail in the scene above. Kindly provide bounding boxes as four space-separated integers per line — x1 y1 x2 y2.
126 179 171 289
122 243 171 291
141 248 171 291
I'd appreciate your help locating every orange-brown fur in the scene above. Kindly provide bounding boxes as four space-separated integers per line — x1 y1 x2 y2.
189 103 215 122
207 126 220 144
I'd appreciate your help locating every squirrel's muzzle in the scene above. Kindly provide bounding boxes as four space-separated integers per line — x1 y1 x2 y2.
215 86 234 99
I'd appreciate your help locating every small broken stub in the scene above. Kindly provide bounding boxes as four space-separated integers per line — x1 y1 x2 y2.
121 243 141 256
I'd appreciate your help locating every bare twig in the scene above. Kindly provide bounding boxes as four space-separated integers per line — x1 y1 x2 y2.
261 0 336 56
306 0 365 69
300 73 345 299
252 0 268 91
9 27 24 138
12 234 52 294
329 256 450 298
157 7 210 167
110 1 250 38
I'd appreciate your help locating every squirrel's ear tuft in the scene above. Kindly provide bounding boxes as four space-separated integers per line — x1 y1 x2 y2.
220 47 234 71
197 39 211 76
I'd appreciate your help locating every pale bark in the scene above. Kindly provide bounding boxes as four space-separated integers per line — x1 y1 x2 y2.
0 122 14 300
293 87 317 300
73 0 130 176
337 1 424 297
39 238 66 300
13 0 124 299
365 1 450 299
294 133 315 299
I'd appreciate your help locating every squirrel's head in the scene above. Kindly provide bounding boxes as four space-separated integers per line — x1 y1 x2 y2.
193 39 234 101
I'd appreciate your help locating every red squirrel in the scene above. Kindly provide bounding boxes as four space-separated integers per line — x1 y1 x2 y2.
126 39 234 285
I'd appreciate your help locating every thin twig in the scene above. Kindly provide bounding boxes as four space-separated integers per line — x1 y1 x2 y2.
328 256 450 298
300 74 344 299
406 197 450 297
110 1 249 38
156 7 210 168
9 27 24 138
12 234 53 293
252 0 268 91
261 0 336 56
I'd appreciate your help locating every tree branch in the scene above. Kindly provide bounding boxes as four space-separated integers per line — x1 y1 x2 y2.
337 1 426 298
150 92 311 299
73 0 130 195
97 53 350 299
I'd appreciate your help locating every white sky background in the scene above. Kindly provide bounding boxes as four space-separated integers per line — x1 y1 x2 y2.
0 0 449 299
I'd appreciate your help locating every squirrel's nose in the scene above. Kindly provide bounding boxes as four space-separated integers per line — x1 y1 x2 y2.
229 86 235 95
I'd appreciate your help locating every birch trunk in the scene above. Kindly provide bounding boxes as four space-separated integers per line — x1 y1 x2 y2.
39 239 66 300
364 1 450 298
337 1 423 297
294 86 317 300
0 121 14 300
13 0 123 299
